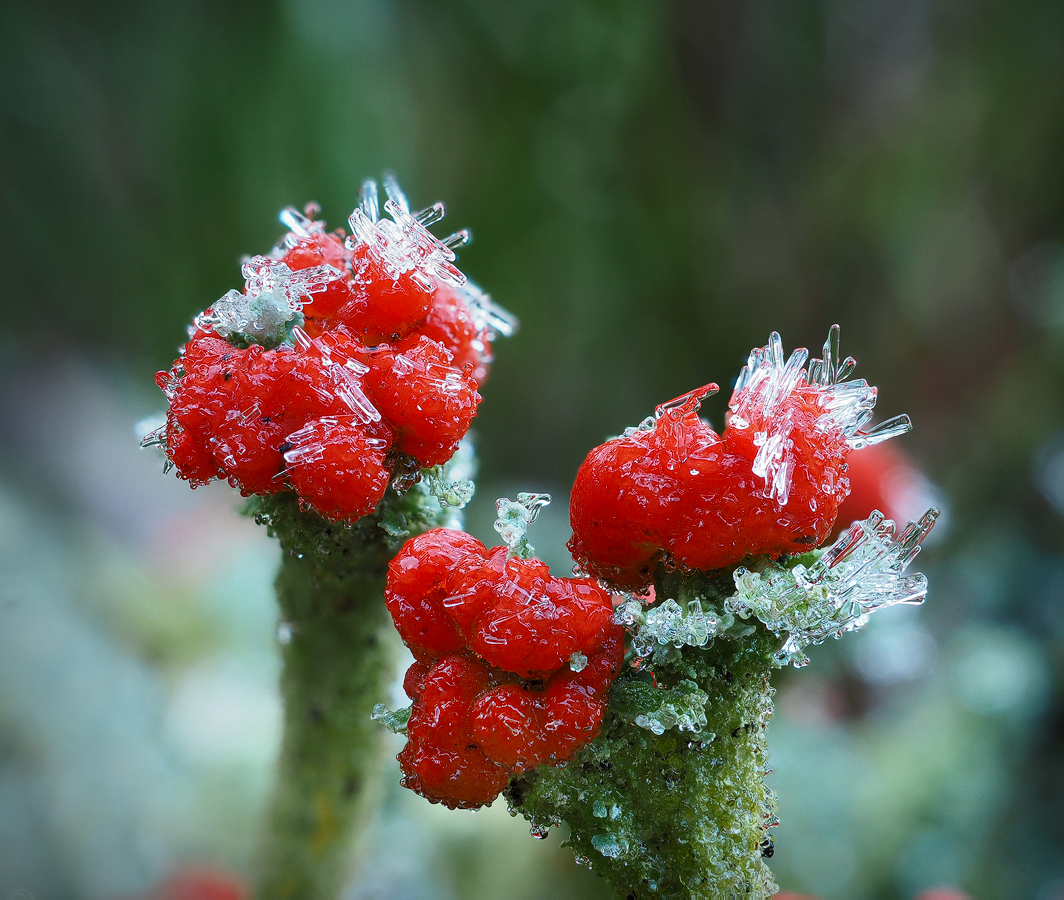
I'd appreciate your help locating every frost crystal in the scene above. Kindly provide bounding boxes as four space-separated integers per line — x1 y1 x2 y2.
494 492 552 559
370 703 412 735
347 173 469 291
456 278 520 339
421 465 475 509
728 508 939 666
617 597 721 659
622 384 718 438
197 256 341 347
289 326 381 424
729 325 913 504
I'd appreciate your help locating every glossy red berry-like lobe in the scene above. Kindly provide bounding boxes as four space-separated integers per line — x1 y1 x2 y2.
154 185 514 522
362 335 481 467
386 527 624 808
420 281 493 385
570 331 903 589
386 529 489 662
284 418 394 522
398 654 510 809
569 380 853 587
568 387 722 591
331 244 434 344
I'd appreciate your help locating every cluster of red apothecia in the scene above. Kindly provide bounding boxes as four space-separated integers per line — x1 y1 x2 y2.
568 329 910 591
152 179 512 522
385 528 623 809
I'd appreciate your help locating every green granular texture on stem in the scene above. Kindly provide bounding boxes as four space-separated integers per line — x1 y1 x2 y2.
248 484 458 900
507 569 781 900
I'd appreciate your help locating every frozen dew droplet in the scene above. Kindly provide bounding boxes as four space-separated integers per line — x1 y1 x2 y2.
277 622 292 645
569 651 588 672
529 825 550 840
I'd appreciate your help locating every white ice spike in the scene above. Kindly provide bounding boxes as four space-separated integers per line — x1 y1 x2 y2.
729 326 911 505
727 508 939 666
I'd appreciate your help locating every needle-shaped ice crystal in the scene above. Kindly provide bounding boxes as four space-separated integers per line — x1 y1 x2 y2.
729 325 912 505
196 256 341 347
494 492 552 559
346 174 468 291
728 507 939 666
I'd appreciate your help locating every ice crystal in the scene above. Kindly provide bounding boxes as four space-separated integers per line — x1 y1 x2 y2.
632 680 711 735
370 703 412 735
621 384 718 438
289 326 381 424
456 278 520 339
494 492 552 559
420 465 475 509
729 325 913 504
346 174 468 291
197 256 341 347
616 597 721 660
728 507 939 666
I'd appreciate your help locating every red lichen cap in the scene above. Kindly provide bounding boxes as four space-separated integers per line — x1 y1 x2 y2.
146 176 515 523
384 526 624 809
569 327 913 589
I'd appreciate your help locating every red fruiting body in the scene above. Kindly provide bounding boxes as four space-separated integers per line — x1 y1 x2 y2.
570 332 904 589
336 245 435 344
420 281 493 384
285 418 394 521
154 184 511 521
360 335 480 467
385 528 624 809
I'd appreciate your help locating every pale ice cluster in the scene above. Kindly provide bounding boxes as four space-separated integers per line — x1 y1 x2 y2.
729 325 913 504
196 256 341 347
347 174 470 291
632 679 711 736
614 597 721 658
727 508 939 666
494 492 553 560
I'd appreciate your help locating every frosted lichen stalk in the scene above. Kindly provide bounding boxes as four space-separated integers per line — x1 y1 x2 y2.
729 508 939 666
508 573 781 899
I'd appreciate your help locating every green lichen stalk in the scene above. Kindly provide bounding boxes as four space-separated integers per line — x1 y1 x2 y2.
507 568 781 900
249 478 466 900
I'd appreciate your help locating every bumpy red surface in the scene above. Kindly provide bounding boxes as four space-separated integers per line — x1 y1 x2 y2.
569 380 854 590
385 528 624 809
156 208 497 521
359 335 481 467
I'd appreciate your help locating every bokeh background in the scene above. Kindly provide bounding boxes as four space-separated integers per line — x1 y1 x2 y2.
2 1 1064 898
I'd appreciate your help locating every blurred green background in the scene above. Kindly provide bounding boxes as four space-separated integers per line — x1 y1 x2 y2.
2 1 1063 898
